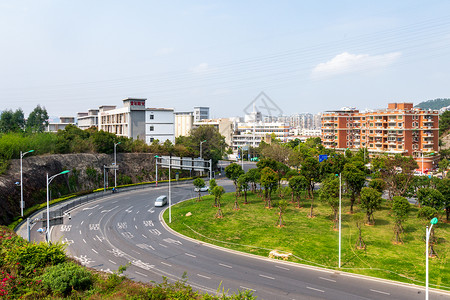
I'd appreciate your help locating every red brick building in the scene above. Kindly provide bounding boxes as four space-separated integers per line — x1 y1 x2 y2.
321 103 439 172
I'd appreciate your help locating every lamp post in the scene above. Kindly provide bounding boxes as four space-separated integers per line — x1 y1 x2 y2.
114 142 121 188
199 140 207 158
336 173 342 268
426 217 438 300
155 155 160 187
46 170 70 243
20 150 34 217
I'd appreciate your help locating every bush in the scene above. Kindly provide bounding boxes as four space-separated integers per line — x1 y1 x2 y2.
40 262 93 295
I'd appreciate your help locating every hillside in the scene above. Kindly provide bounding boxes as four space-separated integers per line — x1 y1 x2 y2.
415 98 450 110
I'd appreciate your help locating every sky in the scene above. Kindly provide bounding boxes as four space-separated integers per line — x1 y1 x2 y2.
1 0 450 119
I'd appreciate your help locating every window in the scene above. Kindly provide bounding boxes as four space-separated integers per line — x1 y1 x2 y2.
150 114 154 120
398 122 403 127
398 115 403 119
150 138 154 142
150 126 154 131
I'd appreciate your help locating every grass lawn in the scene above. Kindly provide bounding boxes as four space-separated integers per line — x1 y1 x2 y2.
163 190 450 290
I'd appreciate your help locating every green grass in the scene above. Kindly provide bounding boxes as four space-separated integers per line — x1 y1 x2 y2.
164 191 450 290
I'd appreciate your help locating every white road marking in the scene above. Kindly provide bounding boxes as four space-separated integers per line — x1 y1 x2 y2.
135 271 148 277
163 238 182 245
132 250 141 255
80 221 84 225
307 287 324 293
101 205 119 213
92 249 98 254
275 265 290 271
134 217 136 222
240 286 256 292
159 243 168 248
197 274 211 279
319 277 336 282
149 229 161 236
83 205 99 210
89 224 100 231
370 289 390 295
219 263 232 269
125 206 133 213
142 234 148 239
135 225 138 229
259 274 275 280
112 200 118 204
83 239 86 243
108 260 117 265
185 253 196 258
161 262 172 267
136 210 140 214
88 212 93 216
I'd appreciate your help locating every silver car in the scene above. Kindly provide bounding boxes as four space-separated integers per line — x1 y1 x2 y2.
155 195 168 207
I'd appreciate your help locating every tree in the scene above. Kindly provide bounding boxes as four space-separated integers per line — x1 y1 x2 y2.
289 175 308 208
319 176 340 229
261 143 293 165
342 163 366 213
353 213 366 250
26 105 49 132
212 186 225 218
0 109 25 133
368 178 386 194
436 178 450 221
378 155 418 199
418 206 439 257
246 168 260 192
392 196 410 244
209 179 218 206
193 178 205 202
237 174 250 204
260 167 278 208
225 163 244 189
300 157 320 217
360 187 382 225
276 200 288 227
417 187 444 210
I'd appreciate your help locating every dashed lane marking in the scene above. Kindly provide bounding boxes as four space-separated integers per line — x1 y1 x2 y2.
319 277 336 282
197 274 211 279
259 274 275 280
307 287 324 293
370 289 390 296
161 262 172 267
219 263 232 269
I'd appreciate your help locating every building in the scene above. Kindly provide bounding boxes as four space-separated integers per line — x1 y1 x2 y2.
174 112 194 138
321 103 439 171
146 108 175 144
193 118 234 146
232 121 290 152
97 98 174 144
77 109 99 130
193 107 209 122
46 117 76 132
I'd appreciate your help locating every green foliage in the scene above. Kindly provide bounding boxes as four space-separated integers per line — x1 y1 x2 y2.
417 187 444 210
392 196 410 222
368 178 386 193
415 98 450 110
418 206 439 220
26 105 49 133
260 167 278 207
319 176 340 224
40 262 93 295
0 108 25 133
225 163 244 186
343 163 366 213
360 187 382 225
440 110 450 135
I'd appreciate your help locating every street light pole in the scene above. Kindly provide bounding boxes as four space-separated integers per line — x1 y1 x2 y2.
20 150 34 217
155 155 159 187
46 170 70 243
114 142 121 188
426 217 438 300
338 173 342 268
169 157 172 223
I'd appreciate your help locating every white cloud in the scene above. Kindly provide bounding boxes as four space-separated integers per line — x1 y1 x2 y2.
311 52 401 79
155 48 174 56
191 62 209 74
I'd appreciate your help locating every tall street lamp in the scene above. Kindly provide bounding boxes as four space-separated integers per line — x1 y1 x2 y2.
426 217 438 300
114 142 121 188
199 140 207 158
20 150 34 217
46 170 70 243
336 173 342 268
154 155 160 187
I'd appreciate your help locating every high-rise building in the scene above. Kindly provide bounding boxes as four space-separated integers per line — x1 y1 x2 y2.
193 107 209 122
321 103 439 171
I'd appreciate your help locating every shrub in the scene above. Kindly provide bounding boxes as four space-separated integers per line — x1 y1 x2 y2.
40 262 93 295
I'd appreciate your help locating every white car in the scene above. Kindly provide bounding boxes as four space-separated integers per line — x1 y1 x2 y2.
194 186 209 192
154 195 168 207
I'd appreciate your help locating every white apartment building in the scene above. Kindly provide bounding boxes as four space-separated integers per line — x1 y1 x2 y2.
77 109 99 130
231 121 290 151
146 108 175 144
96 98 174 144
46 117 76 132
194 107 209 122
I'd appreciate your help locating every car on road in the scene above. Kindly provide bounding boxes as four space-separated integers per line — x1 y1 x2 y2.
194 186 209 192
154 195 168 207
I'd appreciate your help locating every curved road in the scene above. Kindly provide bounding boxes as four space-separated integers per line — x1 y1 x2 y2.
49 179 449 300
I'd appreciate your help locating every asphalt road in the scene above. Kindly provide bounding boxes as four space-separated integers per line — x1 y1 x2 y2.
45 179 449 300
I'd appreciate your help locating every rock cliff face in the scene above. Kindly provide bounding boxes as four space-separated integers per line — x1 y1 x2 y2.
0 153 158 225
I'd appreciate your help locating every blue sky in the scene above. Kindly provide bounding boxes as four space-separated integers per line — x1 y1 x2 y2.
1 1 450 118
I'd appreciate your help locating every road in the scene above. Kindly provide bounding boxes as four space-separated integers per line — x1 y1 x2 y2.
46 179 449 300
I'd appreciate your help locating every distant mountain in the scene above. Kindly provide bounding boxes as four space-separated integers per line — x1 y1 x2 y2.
415 98 450 110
